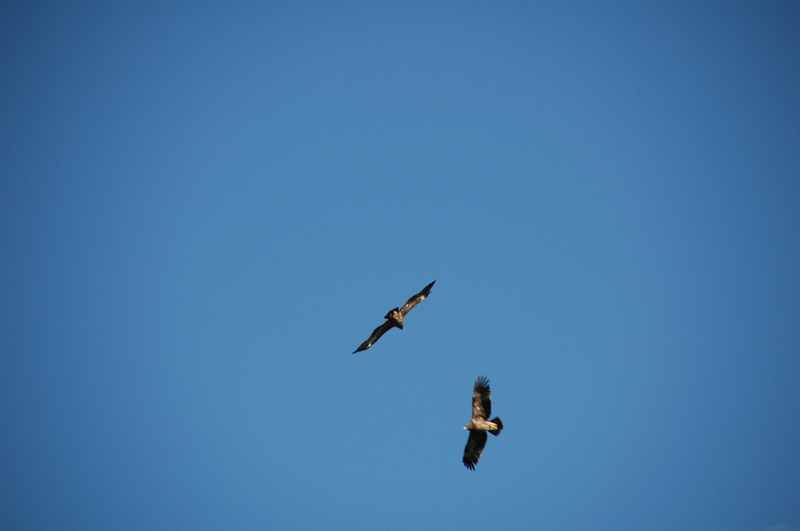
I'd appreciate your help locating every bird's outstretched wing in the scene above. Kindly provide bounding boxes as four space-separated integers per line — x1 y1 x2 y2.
472 376 492 421
463 430 488 470
399 280 435 317
353 320 394 353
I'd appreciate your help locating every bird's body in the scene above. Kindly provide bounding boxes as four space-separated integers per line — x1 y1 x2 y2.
464 418 503 432
463 376 503 470
384 308 404 329
353 280 435 353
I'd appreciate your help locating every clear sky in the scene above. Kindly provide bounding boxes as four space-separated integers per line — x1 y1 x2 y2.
2 1 800 530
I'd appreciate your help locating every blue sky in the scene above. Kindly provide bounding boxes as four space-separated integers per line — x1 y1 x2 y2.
2 1 800 530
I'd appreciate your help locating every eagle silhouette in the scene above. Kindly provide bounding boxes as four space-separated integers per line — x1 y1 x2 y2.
352 280 435 353
463 376 504 470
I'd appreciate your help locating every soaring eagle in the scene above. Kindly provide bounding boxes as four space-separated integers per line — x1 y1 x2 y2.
352 280 435 353
463 376 504 470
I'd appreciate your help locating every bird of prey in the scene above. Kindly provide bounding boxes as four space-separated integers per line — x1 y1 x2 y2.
463 376 504 470
352 280 435 354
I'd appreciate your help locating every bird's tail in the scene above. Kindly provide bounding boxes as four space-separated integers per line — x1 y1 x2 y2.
490 417 504 435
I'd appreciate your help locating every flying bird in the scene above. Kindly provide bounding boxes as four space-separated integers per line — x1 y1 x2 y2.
463 376 504 470
352 280 435 353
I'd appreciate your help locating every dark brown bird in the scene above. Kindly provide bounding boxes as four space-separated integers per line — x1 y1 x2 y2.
352 280 435 353
463 376 504 470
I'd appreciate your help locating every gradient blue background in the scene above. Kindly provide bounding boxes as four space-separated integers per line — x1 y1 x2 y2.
3 2 800 530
